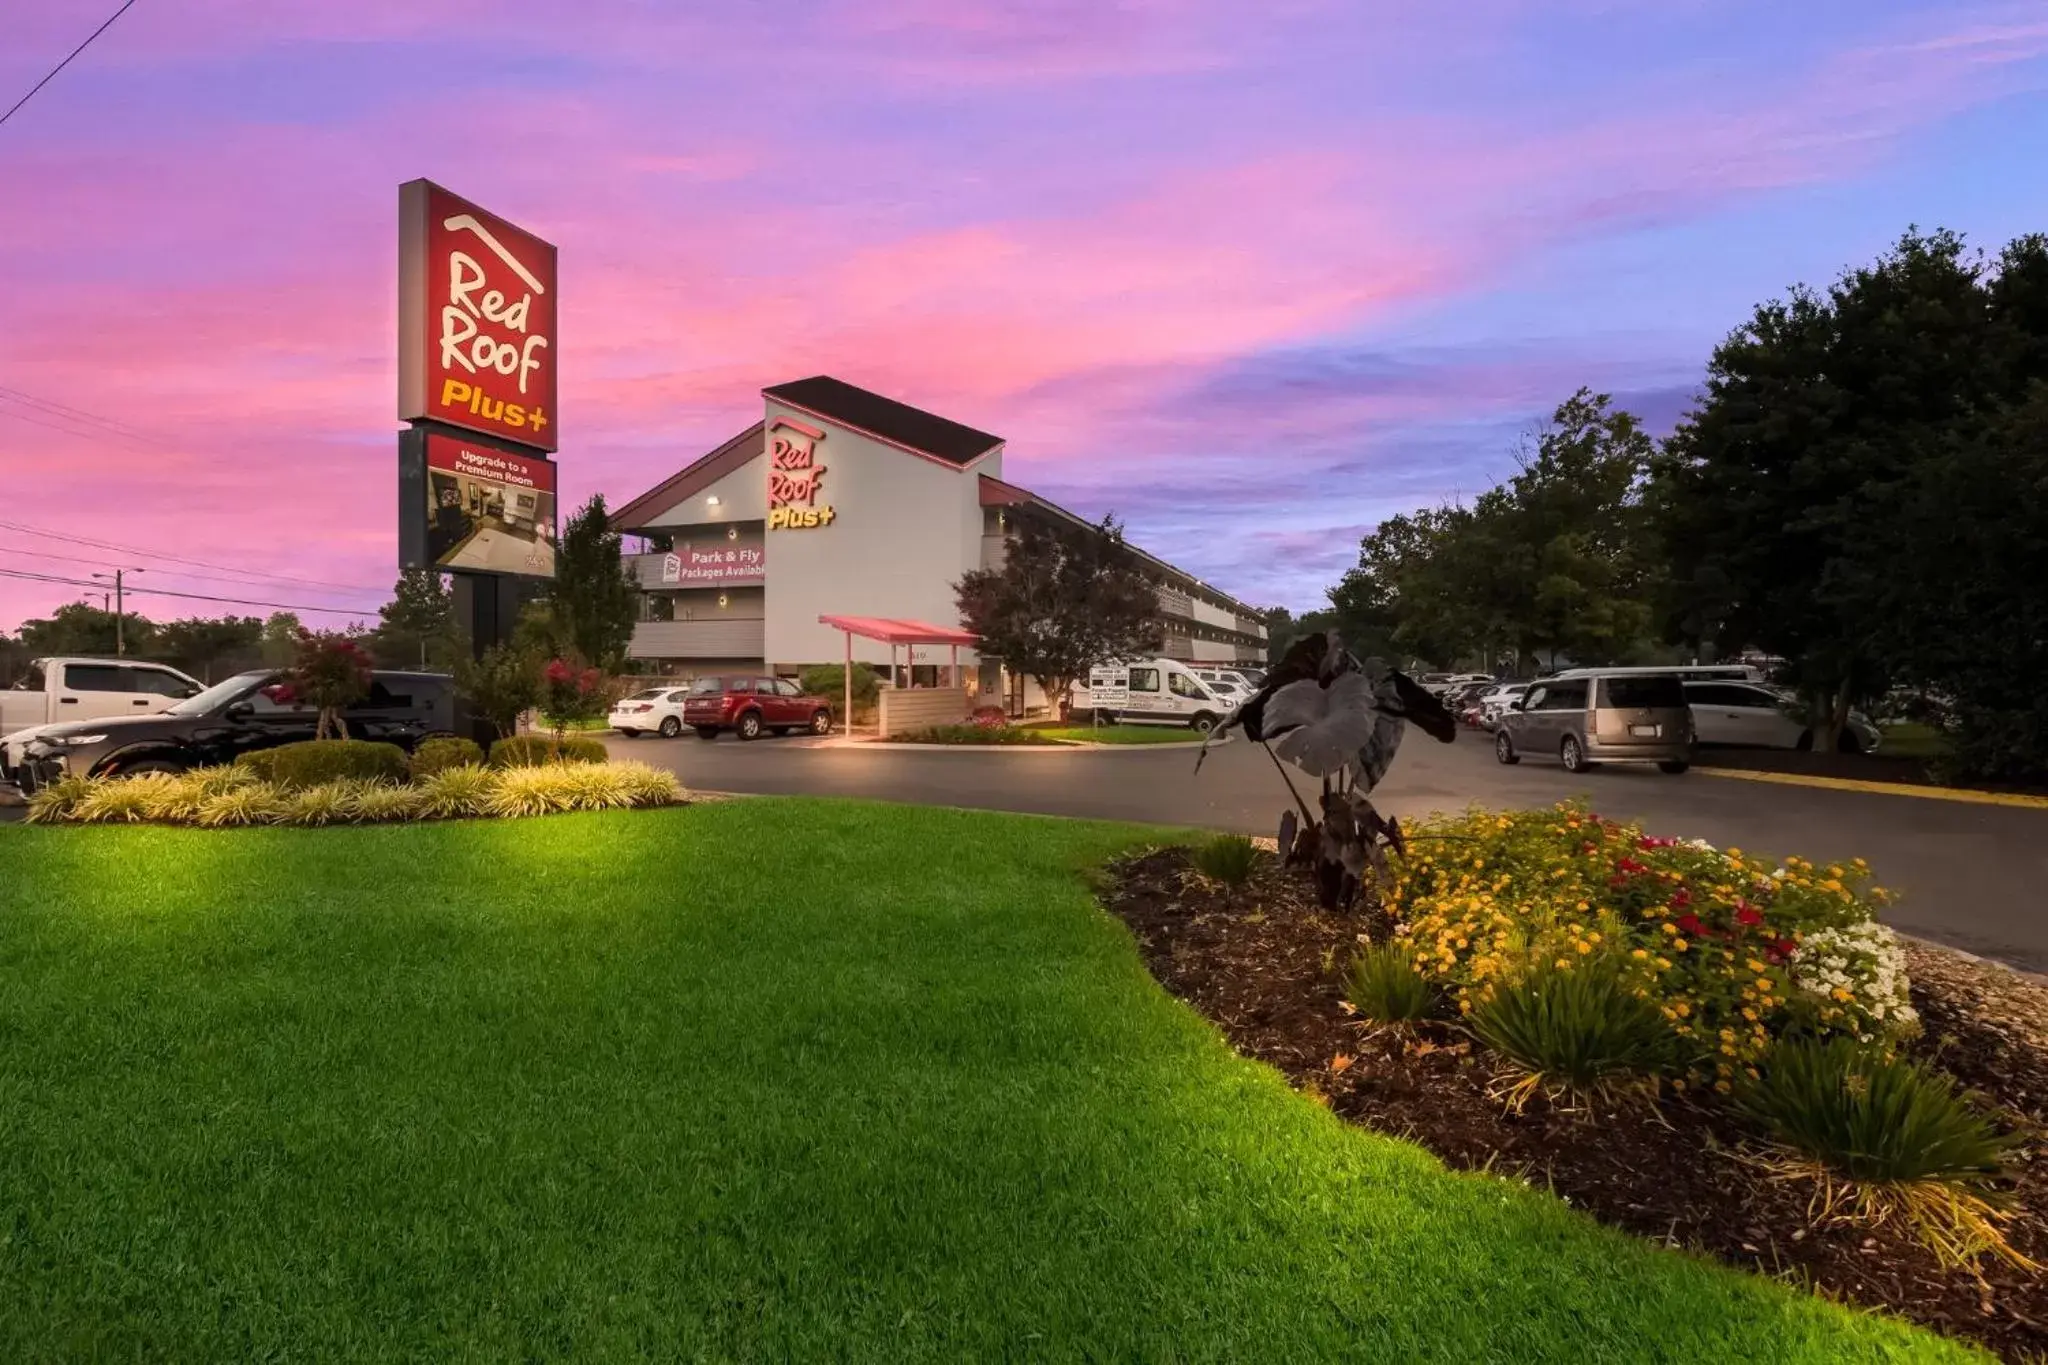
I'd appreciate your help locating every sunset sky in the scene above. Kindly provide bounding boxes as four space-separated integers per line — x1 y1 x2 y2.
4 0 2047 630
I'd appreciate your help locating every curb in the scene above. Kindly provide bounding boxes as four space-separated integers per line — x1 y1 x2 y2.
1696 766 2048 811
823 735 1229 754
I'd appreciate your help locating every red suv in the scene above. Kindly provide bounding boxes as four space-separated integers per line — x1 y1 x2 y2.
682 675 834 741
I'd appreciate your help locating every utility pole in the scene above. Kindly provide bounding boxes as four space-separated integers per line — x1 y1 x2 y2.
92 568 142 656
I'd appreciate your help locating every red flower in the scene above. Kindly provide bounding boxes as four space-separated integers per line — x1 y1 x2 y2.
1675 912 1705 937
1735 902 1763 928
1638 835 1678 850
1671 888 1693 910
543 658 574 685
1764 936 1798 963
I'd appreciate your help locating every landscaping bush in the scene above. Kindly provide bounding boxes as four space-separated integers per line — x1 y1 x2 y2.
895 725 1060 745
414 765 499 819
800 662 881 707
1468 958 1674 1106
486 761 684 818
347 781 426 823
1190 833 1262 886
1389 802 1911 1088
410 736 485 779
490 735 608 768
1737 1036 2027 1268
193 784 289 828
237 740 410 790
69 772 178 824
1347 942 1436 1024
23 775 94 824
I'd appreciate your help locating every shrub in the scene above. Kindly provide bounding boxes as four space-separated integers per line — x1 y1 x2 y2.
278 782 363 827
1347 942 1436 1024
800 663 881 707
1388 802 1907 1087
24 775 95 823
485 765 588 818
969 705 1009 729
1468 959 1673 1108
237 740 409 790
276 632 374 740
608 761 687 807
145 766 254 821
1190 833 1261 886
490 735 608 767
69 773 178 824
193 784 288 828
410 736 485 780
895 725 1059 745
539 657 612 741
347 782 427 823
415 765 500 819
485 761 687 817
1737 1037 2029 1269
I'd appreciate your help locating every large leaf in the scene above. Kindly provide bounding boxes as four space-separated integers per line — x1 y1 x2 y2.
1267 673 1377 776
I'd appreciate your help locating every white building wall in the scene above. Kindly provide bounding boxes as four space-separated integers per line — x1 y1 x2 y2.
1191 598 1236 630
1189 638 1240 663
641 455 766 527
760 398 997 667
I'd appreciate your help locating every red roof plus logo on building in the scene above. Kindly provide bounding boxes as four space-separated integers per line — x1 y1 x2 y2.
767 416 835 529
399 180 558 451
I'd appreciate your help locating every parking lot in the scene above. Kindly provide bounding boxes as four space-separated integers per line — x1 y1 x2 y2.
615 725 2048 974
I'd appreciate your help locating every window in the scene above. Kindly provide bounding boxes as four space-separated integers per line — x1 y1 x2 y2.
1169 673 1206 700
250 683 312 715
1536 681 1587 710
664 690 692 703
1598 675 1684 709
627 688 667 701
129 669 200 698
727 679 755 695
687 677 725 695
61 664 129 693
1685 683 1752 708
1128 668 1161 693
774 679 803 698
347 680 413 712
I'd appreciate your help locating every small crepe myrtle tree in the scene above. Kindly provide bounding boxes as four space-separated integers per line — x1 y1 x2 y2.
540 656 610 747
276 632 374 741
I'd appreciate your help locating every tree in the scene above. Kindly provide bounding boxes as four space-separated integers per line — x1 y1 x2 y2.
456 642 542 740
18 602 153 659
372 570 464 670
955 513 1160 718
277 632 373 740
538 495 637 671
539 656 611 744
1653 229 1998 750
259 612 304 666
0 632 30 688
156 616 263 683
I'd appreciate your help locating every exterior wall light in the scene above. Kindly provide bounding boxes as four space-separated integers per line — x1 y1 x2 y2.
707 495 722 507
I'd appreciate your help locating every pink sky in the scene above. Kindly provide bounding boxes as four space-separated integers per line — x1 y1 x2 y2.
4 0 2047 629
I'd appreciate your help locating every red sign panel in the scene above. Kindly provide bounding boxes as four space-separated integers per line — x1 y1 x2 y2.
399 180 558 450
422 433 557 577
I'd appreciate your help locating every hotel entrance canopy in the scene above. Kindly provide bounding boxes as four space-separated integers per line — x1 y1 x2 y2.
817 615 980 736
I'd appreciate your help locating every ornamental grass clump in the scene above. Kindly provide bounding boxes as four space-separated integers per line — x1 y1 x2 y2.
347 782 426 823
1346 942 1436 1025
484 765 586 818
1737 1036 2031 1270
609 761 686 807
193 784 288 828
23 775 93 823
69 772 178 824
1467 958 1674 1110
279 782 361 827
1387 801 1910 1091
414 765 499 819
1190 833 1262 887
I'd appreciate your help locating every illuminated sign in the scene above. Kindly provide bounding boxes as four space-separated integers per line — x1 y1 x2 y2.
658 542 763 585
398 180 558 450
398 429 557 579
766 415 836 530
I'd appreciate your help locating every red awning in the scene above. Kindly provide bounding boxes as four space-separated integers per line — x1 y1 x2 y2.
817 615 979 647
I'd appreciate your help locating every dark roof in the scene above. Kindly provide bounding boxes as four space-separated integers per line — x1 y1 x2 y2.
763 376 1002 466
612 422 764 529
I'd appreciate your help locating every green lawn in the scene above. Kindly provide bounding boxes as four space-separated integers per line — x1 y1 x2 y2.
1029 722 1207 744
0 803 1969 1361
1878 721 1948 760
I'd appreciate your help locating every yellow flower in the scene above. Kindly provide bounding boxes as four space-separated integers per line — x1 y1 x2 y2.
1654 957 1671 970
1555 958 1572 970
1575 941 1592 955
1632 948 1649 960
1661 922 1677 935
1673 1001 1691 1018
1673 938 1689 952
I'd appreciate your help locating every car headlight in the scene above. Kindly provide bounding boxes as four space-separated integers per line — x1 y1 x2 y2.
44 733 108 747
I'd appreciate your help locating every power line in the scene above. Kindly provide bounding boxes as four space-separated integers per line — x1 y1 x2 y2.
0 0 141 131
0 542 378 596
0 385 174 449
0 566 378 618
0 519 389 595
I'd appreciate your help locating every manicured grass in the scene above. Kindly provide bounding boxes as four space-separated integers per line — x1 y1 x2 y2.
540 715 613 732
1029 722 1208 744
1879 721 1949 759
0 803 1969 1361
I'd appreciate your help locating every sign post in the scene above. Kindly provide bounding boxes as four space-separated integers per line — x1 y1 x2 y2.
397 180 560 743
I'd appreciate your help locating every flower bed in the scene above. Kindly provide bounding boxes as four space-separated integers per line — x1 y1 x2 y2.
25 759 685 827
890 725 1064 745
1101 806 2046 1362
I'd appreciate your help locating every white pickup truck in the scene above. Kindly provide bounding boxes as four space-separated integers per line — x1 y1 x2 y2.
2 657 205 781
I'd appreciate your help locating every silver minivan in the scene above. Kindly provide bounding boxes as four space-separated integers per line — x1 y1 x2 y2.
1495 669 1693 774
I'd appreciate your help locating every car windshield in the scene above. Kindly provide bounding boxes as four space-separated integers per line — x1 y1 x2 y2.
165 671 273 716
686 677 724 695
626 689 666 700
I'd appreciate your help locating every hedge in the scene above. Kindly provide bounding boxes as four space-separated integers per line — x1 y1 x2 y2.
490 734 609 768
235 740 410 790
410 736 486 779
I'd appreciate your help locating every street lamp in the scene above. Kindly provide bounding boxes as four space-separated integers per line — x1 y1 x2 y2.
91 568 143 656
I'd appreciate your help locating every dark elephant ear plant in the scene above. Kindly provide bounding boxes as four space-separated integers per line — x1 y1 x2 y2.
1197 631 1457 909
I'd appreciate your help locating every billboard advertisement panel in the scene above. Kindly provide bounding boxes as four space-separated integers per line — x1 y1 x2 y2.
398 179 558 451
400 429 557 578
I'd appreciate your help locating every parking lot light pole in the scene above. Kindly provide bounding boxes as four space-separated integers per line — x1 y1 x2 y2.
92 568 141 656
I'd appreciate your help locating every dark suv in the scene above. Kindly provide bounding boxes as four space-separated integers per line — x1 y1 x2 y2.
14 669 455 793
680 676 833 741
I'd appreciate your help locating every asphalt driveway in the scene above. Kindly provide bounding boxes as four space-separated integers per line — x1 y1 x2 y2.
615 728 2048 974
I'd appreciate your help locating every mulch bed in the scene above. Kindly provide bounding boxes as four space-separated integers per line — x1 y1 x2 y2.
1099 847 2047 1362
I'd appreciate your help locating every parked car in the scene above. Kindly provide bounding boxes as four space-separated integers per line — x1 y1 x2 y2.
681 675 833 741
1189 669 1249 708
609 686 693 738
1683 680 1882 753
1191 666 1263 697
1495 669 1693 774
12 669 455 794
2 658 205 780
1476 683 1530 730
1082 657 1233 733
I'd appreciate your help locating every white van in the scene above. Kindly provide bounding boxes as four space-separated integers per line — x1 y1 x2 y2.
1083 658 1232 734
